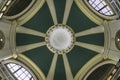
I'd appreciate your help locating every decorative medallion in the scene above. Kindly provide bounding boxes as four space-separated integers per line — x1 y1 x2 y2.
46 24 75 54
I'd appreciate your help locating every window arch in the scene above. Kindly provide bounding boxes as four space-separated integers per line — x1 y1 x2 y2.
87 0 114 16
86 64 114 80
6 63 34 80
0 0 36 19
2 60 37 80
75 0 117 25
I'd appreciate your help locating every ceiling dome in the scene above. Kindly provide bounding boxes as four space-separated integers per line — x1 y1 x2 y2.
0 0 120 80
46 24 75 54
16 0 104 80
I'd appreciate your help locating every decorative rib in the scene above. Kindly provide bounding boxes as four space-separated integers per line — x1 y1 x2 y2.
75 26 104 37
75 42 104 53
62 54 73 80
16 26 45 37
16 42 46 53
46 0 58 24
62 0 73 24
47 54 58 80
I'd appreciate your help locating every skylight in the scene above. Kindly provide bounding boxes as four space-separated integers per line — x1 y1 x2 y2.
88 0 114 16
6 63 34 80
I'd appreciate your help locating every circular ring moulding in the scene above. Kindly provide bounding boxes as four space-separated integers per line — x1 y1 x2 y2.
46 24 75 54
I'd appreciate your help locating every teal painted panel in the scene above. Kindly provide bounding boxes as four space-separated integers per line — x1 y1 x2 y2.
67 2 98 33
77 33 104 46
68 46 97 76
54 0 66 23
23 2 54 33
16 33 44 46
54 55 66 80
24 46 53 76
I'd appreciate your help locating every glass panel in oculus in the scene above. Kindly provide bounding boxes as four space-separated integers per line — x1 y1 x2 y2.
88 0 114 16
6 63 34 80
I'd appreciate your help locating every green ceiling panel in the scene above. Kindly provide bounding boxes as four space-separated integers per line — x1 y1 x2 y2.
23 2 54 33
67 46 97 76
16 33 44 46
54 0 66 23
67 2 98 33
77 33 104 46
23 46 53 76
54 55 66 80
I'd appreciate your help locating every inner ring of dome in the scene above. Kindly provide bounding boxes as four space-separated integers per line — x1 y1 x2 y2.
45 24 75 54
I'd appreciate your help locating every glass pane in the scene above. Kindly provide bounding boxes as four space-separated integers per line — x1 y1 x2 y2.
88 0 114 16
6 63 34 80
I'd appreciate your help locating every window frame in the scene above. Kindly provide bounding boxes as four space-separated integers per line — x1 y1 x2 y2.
75 0 118 25
0 68 6 80
85 61 115 80
87 0 114 16
84 0 117 19
3 0 36 19
74 54 116 80
2 59 37 80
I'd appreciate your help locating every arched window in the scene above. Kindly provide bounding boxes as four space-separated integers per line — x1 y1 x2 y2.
6 63 34 80
87 64 114 80
0 0 35 19
3 60 36 80
88 0 114 16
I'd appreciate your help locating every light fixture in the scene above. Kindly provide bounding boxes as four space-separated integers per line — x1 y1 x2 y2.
46 24 75 54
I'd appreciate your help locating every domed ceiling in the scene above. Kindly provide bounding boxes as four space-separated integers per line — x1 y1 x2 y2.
16 0 104 80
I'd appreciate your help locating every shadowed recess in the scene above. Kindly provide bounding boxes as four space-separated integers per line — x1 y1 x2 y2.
23 46 53 76
54 0 66 23
16 33 44 46
5 0 32 16
22 2 54 33
87 64 114 80
67 46 97 76
67 2 98 33
54 55 66 80
77 33 104 46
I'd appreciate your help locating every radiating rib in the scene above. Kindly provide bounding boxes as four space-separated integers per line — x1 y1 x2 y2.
16 42 46 53
47 54 58 80
62 0 73 24
75 26 104 37
62 54 73 80
16 26 45 37
46 0 58 24
75 42 104 53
